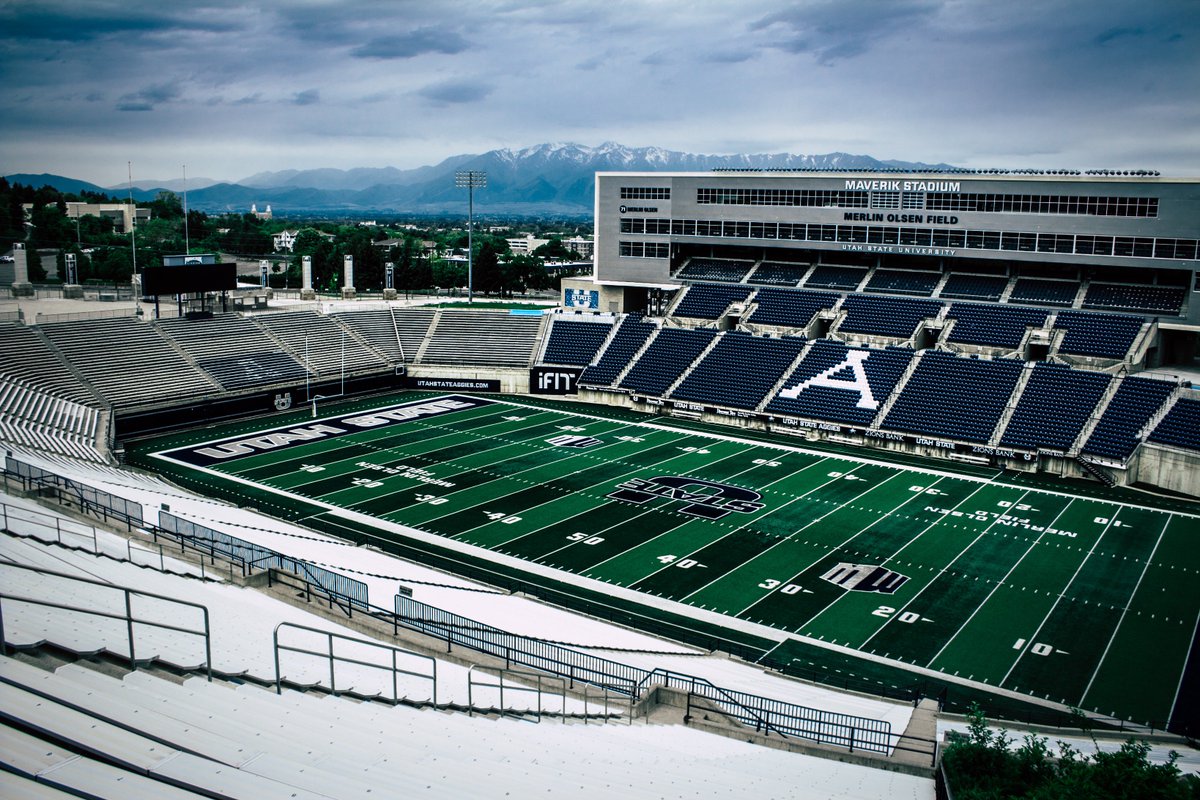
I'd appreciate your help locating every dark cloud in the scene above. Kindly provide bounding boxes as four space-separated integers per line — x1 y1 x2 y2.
116 81 180 111
751 0 939 64
292 89 320 106
352 28 469 59
0 3 235 43
417 80 492 105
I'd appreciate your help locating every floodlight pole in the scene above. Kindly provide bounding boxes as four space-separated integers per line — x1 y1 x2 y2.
454 170 487 303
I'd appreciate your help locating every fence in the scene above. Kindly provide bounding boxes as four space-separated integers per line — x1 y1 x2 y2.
394 594 894 754
157 511 369 612
273 621 437 704
5 459 142 527
0 560 212 679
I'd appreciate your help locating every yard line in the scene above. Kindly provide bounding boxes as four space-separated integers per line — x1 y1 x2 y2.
585 447 820 586
278 409 573 496
998 504 1123 687
859 488 1034 651
272 410 556 491
1169 608 1200 730
448 435 755 543
1079 513 1171 702
922 498 1076 668
324 417 651 517
731 465 904 617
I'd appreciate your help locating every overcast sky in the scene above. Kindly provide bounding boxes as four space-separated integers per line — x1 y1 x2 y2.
2 0 1197 187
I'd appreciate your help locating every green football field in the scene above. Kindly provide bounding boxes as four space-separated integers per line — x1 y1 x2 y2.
144 393 1200 729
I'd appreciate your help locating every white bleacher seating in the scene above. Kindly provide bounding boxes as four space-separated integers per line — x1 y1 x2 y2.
38 317 218 409
251 311 389 377
420 310 544 367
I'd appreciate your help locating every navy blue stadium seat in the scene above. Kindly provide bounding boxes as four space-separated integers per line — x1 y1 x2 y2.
747 288 837 329
863 269 940 296
940 274 1008 301
578 315 657 387
838 295 941 339
945 303 1049 348
1009 278 1078 307
619 328 718 396
1082 376 1175 460
882 352 1024 443
542 318 614 366
1147 398 1200 451
804 265 868 290
1082 283 1187 315
999 363 1111 451
672 284 755 319
672 332 808 410
765 340 913 426
1054 310 1144 359
676 258 754 282
748 262 808 286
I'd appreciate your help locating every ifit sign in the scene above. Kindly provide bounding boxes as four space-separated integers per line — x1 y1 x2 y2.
530 366 583 395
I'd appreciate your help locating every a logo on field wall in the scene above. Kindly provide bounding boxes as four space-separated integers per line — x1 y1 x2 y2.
273 392 293 411
608 476 765 519
777 350 879 410
820 562 908 594
546 434 603 448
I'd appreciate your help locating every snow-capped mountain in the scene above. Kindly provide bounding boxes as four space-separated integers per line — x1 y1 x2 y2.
12 144 956 216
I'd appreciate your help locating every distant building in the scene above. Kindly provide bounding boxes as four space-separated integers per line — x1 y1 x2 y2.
251 203 273 220
564 236 594 258
507 234 549 255
273 230 300 252
55 202 149 233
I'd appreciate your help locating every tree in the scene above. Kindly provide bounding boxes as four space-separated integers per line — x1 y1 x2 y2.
473 240 501 295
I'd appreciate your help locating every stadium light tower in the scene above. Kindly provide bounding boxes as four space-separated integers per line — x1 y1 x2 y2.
454 170 487 302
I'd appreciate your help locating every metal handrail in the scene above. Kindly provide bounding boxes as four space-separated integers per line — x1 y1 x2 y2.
467 665 566 723
272 621 436 704
0 559 212 680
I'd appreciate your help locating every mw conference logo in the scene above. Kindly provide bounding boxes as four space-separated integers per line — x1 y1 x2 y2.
608 476 765 520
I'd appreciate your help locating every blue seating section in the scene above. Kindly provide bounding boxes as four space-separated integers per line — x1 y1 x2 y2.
578 315 657 387
804 265 867 290
619 328 718 396
946 303 1049 348
672 332 808 410
1009 278 1078 307
676 258 754 282
1082 376 1174 460
999 364 1111 451
863 269 941 296
940 274 1008 301
838 295 942 339
1054 311 1144 359
672 284 755 319
883 352 1024 443
766 340 913 426
748 288 837 329
1083 283 1187 316
1147 398 1200 451
542 318 614 366
749 262 808 286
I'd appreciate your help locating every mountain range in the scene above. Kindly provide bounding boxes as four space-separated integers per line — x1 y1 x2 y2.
8 142 956 217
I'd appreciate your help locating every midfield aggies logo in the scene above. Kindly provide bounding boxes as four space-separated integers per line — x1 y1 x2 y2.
608 476 765 520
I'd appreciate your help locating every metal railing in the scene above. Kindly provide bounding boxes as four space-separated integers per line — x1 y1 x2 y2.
392 593 892 753
0 559 212 679
467 666 566 723
273 621 436 704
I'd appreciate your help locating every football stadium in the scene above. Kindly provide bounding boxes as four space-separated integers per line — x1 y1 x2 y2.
3 168 1200 795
